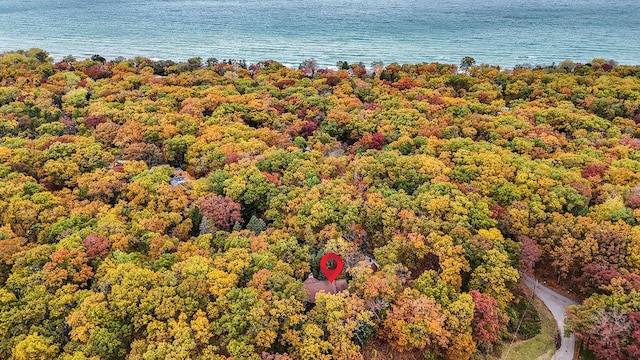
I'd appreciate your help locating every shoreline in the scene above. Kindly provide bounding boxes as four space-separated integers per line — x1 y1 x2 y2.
1 48 634 73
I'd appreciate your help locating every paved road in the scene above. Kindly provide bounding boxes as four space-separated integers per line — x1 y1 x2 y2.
523 275 579 360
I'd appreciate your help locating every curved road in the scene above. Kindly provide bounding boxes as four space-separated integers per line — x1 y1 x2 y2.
523 275 578 360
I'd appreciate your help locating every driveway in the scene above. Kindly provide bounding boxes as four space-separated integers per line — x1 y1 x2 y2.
522 275 578 360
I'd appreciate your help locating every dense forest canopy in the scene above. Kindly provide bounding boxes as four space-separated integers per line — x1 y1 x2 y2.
0 49 639 359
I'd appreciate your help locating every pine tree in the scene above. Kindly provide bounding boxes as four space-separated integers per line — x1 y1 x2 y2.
246 215 266 234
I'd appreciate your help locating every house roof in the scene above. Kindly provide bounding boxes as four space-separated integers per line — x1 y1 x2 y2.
170 168 192 187
302 275 347 303
170 176 186 187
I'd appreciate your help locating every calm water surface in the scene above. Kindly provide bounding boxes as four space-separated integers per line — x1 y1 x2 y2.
0 0 638 67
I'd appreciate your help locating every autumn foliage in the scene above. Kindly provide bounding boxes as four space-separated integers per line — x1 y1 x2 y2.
0 49 639 359
199 194 243 231
470 290 508 352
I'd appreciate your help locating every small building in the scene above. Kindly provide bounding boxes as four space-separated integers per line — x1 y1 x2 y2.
303 274 348 303
170 176 186 187
363 256 379 272
109 159 130 173
170 167 192 187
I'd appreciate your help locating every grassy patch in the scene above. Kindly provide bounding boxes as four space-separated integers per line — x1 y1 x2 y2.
490 289 558 360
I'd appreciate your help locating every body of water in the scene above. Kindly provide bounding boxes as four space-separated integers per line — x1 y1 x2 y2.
0 0 639 68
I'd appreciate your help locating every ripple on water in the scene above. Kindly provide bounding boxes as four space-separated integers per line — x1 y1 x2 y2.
0 0 639 67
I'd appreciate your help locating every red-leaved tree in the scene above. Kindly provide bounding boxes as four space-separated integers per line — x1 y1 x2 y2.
625 186 640 209
82 234 111 260
518 235 540 275
470 290 508 353
626 312 640 358
361 132 386 150
199 194 243 231
582 309 633 360
84 115 106 129
581 164 608 178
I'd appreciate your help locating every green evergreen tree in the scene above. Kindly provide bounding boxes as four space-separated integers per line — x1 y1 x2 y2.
246 215 266 234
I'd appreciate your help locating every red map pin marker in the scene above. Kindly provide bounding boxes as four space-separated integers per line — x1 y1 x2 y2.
319 252 344 284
